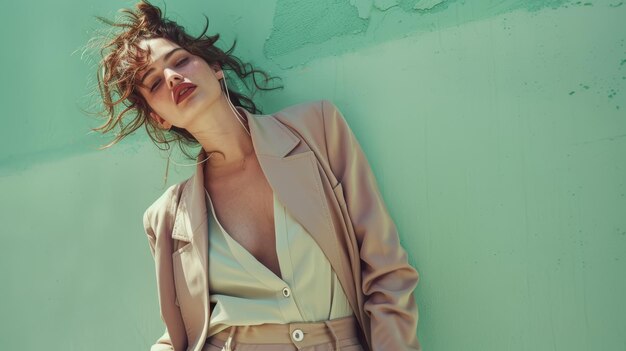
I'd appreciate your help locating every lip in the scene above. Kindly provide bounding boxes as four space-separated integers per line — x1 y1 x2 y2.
173 83 197 105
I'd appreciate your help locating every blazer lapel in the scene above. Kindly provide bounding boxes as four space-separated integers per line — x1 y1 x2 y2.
245 107 347 288
168 146 211 347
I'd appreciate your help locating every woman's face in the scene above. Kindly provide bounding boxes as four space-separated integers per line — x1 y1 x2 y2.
135 37 223 130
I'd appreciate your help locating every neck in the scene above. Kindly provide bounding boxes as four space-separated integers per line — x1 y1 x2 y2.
191 99 254 169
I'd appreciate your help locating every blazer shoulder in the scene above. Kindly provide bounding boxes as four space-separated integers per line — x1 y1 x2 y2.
142 179 189 232
277 99 322 114
272 100 324 124
272 99 346 137
277 99 345 124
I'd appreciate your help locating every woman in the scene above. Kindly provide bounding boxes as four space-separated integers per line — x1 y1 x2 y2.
89 1 421 350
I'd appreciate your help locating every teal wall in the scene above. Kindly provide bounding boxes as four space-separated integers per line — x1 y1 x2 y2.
1 0 624 350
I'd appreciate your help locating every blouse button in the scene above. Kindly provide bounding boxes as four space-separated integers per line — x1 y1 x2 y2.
292 329 304 342
282 287 291 297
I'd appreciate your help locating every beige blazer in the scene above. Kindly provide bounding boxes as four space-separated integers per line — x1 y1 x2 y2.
142 100 422 351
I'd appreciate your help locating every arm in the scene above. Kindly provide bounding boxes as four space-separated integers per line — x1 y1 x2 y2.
321 100 422 351
143 210 176 351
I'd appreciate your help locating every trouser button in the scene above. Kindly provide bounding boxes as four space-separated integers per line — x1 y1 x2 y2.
291 329 304 342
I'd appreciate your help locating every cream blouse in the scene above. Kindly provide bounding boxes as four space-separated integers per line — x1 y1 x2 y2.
204 188 354 338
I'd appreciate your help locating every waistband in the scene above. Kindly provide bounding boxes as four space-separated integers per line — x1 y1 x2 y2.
206 315 360 351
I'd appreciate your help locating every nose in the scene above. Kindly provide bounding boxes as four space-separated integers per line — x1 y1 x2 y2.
165 69 183 89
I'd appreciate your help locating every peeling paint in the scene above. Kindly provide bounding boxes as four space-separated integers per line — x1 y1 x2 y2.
414 0 446 11
524 0 573 12
348 0 401 19
265 0 577 68
349 0 374 19
396 0 459 13
264 0 368 57
374 0 400 11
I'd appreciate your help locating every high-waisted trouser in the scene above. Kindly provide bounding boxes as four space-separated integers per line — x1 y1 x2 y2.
203 315 365 351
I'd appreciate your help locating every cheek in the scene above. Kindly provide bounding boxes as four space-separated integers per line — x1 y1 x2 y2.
190 60 217 80
151 87 174 106
142 94 166 115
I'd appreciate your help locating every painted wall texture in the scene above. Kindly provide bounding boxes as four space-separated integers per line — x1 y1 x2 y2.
0 0 624 350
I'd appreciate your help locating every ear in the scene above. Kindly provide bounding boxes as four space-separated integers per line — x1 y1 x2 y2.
211 64 224 80
150 111 172 130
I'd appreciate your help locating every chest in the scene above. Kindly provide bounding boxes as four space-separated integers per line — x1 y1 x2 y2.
205 159 281 277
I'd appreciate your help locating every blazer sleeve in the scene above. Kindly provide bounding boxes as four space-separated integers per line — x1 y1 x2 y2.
143 209 176 351
321 100 422 351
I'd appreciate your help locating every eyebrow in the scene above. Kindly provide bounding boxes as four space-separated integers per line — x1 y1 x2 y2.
139 47 185 86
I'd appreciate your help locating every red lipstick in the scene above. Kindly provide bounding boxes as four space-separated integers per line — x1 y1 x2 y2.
173 83 197 105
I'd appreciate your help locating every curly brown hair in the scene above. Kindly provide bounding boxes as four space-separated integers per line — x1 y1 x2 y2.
86 0 283 160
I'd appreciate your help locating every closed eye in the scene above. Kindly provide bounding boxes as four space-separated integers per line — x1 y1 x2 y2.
150 81 160 92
